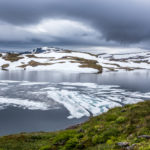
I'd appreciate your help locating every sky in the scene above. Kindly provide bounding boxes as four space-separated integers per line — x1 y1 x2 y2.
0 0 150 51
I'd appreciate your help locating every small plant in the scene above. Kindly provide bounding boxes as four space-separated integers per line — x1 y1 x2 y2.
92 135 100 145
116 116 126 123
64 137 78 150
105 114 118 121
39 145 51 150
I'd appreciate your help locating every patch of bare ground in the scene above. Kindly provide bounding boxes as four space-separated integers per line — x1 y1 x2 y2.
26 55 55 60
109 58 128 62
28 60 53 67
59 50 72 53
26 54 37 58
103 67 119 72
118 67 135 71
1 64 9 70
58 61 65 63
59 50 98 57
122 67 144 71
59 56 102 73
18 60 53 69
133 60 150 64
104 66 143 71
103 63 121 67
3 53 23 62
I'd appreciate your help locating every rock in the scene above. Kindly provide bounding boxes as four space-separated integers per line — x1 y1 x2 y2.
138 135 150 139
126 144 136 150
136 125 141 128
121 109 126 112
117 142 129 147
78 128 84 133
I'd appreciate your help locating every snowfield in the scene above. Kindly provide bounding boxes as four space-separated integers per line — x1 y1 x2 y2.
0 47 150 73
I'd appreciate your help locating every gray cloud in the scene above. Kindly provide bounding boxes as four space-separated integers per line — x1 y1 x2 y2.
0 0 150 50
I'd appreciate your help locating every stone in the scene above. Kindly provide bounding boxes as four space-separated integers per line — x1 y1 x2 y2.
117 142 129 147
138 135 150 139
126 144 136 150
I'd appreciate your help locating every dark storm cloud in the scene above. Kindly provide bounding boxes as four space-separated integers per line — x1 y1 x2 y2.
0 0 150 49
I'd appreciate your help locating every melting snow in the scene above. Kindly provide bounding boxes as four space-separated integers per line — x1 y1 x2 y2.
0 80 150 119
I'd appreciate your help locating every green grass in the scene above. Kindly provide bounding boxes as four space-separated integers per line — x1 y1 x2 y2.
0 101 150 150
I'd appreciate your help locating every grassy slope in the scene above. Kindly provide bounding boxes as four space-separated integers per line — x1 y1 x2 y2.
0 101 150 150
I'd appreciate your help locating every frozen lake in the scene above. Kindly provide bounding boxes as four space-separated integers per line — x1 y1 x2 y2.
0 70 150 135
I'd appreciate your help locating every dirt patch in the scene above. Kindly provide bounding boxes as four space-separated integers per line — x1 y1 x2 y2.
18 60 53 69
109 58 128 62
58 61 65 64
59 50 98 57
1 64 9 70
103 63 121 67
118 67 143 71
103 67 116 71
3 53 23 62
59 56 102 73
28 60 52 67
133 60 150 64
26 55 37 58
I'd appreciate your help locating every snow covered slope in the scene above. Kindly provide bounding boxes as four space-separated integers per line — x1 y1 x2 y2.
0 47 150 73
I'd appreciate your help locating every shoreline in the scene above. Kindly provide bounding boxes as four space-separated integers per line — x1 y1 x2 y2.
0 101 149 150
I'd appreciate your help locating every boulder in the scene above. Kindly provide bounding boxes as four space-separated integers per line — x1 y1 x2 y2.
117 142 129 147
138 135 150 139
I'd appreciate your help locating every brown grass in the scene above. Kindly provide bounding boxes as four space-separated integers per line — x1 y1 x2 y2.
109 58 128 62
59 56 102 73
3 53 23 62
59 50 98 57
26 55 37 58
58 61 65 64
28 60 52 67
18 60 53 68
103 63 120 67
1 64 9 69
133 60 150 64
103 67 116 71
118 67 143 71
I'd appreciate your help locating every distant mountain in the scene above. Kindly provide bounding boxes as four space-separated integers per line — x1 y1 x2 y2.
0 47 65 54
31 47 64 54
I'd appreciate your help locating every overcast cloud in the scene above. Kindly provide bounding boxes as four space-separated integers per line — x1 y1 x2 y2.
0 0 150 50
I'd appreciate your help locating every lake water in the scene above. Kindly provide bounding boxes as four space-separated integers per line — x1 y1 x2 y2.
0 70 150 136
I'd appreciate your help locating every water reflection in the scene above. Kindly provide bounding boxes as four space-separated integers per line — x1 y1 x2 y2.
0 70 150 92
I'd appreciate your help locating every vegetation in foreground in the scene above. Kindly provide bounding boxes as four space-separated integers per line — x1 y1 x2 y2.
0 101 150 150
